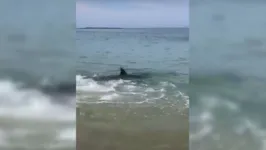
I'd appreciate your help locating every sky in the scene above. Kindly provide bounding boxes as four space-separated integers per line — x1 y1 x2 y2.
76 0 189 28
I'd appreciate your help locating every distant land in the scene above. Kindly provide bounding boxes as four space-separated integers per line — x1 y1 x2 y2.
77 27 188 29
77 27 123 29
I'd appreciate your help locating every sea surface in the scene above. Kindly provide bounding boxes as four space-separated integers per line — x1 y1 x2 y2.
190 0 266 150
76 28 189 149
0 1 75 150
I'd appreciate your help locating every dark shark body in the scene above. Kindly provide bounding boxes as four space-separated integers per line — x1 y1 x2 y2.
92 67 147 81
41 82 75 95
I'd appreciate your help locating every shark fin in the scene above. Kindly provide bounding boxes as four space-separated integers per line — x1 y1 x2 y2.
120 67 127 76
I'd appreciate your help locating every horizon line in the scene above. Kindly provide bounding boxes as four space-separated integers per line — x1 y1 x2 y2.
76 26 189 29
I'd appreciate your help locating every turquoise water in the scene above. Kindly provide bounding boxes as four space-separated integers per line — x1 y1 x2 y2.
190 1 266 150
76 28 189 107
0 1 75 149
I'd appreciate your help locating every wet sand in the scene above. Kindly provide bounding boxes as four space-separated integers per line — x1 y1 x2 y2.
77 104 188 150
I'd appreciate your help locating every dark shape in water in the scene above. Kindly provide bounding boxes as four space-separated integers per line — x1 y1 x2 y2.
92 67 148 81
120 67 127 76
41 82 75 95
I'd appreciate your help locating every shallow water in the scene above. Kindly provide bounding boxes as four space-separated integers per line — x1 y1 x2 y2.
190 1 266 150
0 1 75 149
76 28 189 104
76 28 189 149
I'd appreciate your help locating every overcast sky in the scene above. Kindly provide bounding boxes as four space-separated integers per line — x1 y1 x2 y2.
76 0 189 28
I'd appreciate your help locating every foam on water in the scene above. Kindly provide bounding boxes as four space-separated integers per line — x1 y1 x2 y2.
0 79 75 149
100 93 120 101
76 75 115 92
190 95 266 150
76 74 188 110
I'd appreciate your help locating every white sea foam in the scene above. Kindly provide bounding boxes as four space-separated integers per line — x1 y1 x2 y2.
76 74 188 113
0 79 75 149
100 93 120 101
190 95 266 150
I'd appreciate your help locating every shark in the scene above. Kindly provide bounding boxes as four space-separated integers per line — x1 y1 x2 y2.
92 67 148 81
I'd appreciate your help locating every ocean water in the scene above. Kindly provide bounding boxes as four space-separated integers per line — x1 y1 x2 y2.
76 28 189 103
190 0 266 150
76 28 189 149
0 1 75 149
